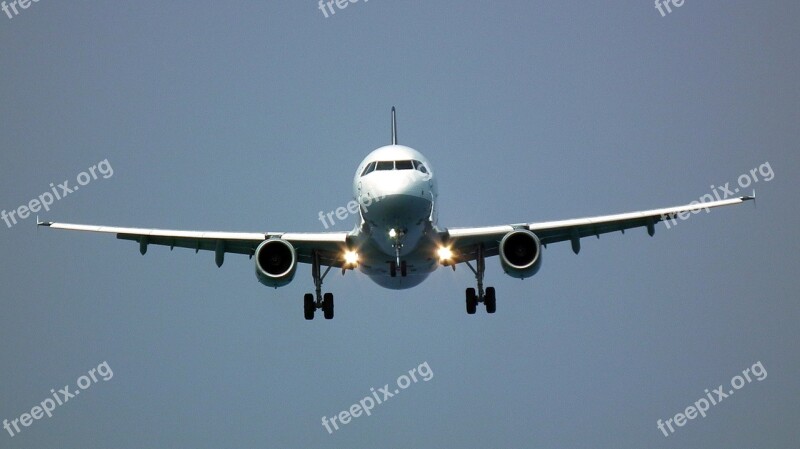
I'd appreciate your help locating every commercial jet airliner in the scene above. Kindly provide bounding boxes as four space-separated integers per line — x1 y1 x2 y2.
40 108 754 319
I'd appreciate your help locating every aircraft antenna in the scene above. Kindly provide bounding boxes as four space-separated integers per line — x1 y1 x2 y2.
391 106 398 145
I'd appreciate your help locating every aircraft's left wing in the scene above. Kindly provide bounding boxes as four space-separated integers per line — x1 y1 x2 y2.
442 194 754 263
38 221 352 268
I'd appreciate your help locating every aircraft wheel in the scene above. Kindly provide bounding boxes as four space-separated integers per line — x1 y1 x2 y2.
485 287 496 314
304 293 315 320
323 292 334 320
466 288 477 315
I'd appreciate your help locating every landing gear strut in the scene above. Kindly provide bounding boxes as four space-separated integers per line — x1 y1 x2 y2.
389 228 408 278
464 244 496 314
305 251 335 320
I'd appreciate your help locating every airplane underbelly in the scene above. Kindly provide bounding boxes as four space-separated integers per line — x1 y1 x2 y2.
361 194 432 256
356 243 438 289
367 272 429 290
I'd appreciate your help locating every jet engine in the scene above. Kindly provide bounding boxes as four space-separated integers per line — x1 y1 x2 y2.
255 239 297 287
499 229 542 279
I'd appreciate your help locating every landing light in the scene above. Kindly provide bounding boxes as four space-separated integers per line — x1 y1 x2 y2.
389 228 397 238
344 250 359 266
437 246 453 262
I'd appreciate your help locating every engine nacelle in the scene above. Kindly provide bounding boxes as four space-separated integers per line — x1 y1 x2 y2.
499 229 542 279
254 239 297 288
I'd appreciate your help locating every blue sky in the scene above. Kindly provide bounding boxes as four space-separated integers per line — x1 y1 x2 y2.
1 1 798 447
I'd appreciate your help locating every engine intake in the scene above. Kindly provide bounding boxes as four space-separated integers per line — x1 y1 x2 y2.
499 229 542 279
255 239 297 288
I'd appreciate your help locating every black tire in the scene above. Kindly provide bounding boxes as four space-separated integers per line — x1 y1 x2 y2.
485 287 496 314
466 288 477 315
389 262 397 278
304 293 315 320
400 261 407 277
323 292 334 320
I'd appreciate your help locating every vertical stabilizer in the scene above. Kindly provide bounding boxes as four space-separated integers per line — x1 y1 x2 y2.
391 106 398 145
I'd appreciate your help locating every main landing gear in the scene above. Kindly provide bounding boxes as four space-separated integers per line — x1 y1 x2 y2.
304 251 334 320
463 244 496 315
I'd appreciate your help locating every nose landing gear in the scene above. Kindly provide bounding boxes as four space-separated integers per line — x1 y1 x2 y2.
388 227 408 278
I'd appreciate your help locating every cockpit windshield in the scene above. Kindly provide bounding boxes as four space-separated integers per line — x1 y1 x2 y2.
376 161 394 171
361 159 430 176
361 161 376 176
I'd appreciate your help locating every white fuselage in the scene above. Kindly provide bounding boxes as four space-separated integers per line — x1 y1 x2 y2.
350 145 440 289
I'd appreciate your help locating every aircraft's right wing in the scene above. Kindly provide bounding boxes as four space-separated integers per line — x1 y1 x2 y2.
38 221 353 268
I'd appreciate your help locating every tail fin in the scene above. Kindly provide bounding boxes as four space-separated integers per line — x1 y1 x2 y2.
391 106 398 145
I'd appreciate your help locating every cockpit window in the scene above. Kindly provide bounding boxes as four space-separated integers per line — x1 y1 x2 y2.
361 161 376 177
365 160 427 174
395 160 414 170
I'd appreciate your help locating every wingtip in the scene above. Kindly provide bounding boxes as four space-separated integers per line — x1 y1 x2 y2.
36 216 52 227
737 189 757 210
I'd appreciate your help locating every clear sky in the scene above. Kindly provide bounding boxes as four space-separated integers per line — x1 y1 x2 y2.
1 1 798 447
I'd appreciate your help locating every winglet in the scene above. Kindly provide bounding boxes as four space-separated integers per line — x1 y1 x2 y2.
37 216 52 227
391 106 398 145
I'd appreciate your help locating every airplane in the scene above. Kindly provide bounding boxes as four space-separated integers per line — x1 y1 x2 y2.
39 107 754 319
